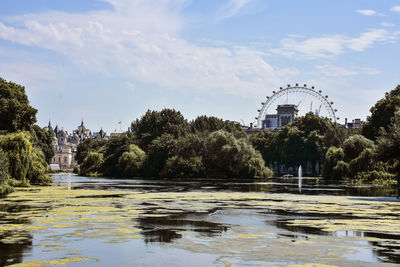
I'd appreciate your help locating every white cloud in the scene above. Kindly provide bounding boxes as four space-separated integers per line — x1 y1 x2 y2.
381 22 395 27
272 29 397 59
124 81 136 91
356 9 376 16
0 0 290 97
316 65 381 77
391 6 400 13
316 65 358 77
217 0 252 19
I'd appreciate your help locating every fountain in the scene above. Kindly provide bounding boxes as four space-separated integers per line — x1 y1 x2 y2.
298 165 302 192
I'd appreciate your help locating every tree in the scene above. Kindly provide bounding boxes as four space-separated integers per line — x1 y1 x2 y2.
0 78 37 133
322 146 345 180
76 138 108 164
102 133 135 176
0 132 32 182
204 130 272 178
160 156 204 178
144 133 178 177
191 115 246 138
80 152 104 177
0 149 9 184
376 109 400 178
0 131 51 185
249 130 278 170
362 85 400 140
28 146 52 185
31 125 55 163
131 109 189 151
118 144 146 177
342 134 374 162
250 113 340 175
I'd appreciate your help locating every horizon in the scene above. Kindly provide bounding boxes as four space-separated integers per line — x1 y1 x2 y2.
1 0 400 133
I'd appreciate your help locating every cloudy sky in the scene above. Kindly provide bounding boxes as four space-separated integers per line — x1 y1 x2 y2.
0 0 399 132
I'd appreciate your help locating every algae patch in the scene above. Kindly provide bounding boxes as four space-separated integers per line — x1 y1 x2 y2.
10 256 100 266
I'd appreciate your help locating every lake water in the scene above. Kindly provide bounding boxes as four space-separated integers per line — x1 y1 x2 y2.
0 174 399 266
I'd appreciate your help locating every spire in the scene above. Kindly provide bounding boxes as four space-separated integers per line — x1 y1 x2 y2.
81 118 84 127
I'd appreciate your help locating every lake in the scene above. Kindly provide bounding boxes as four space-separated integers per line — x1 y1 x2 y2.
0 174 399 266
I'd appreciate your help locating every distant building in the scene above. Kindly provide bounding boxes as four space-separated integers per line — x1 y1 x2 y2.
262 104 299 130
44 120 108 170
345 118 364 129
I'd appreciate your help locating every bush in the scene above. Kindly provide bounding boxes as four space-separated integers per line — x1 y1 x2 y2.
0 183 14 197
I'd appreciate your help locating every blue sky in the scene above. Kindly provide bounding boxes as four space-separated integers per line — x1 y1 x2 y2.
0 0 399 133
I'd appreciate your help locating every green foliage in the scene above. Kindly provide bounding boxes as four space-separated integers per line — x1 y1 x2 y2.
31 125 55 163
102 133 135 176
0 78 37 133
342 134 374 161
190 115 246 138
376 109 400 178
362 85 400 140
323 134 396 185
250 130 278 169
204 130 272 178
0 132 52 185
251 113 339 175
28 146 52 185
322 147 345 180
0 149 9 184
161 156 205 178
145 133 178 177
0 183 14 197
118 144 146 177
131 109 190 150
0 131 32 182
80 152 104 177
75 138 108 164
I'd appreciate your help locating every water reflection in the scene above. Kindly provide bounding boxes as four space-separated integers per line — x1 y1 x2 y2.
51 174 399 197
0 237 32 266
139 213 228 244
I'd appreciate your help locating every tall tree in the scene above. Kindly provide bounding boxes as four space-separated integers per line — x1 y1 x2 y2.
0 78 37 133
31 125 55 163
376 109 400 178
362 85 400 140
131 109 189 151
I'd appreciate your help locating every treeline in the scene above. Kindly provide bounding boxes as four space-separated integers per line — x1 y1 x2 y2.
77 110 272 179
0 78 54 197
250 85 400 186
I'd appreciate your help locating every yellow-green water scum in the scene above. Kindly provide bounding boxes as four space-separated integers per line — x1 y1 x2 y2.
1 186 400 266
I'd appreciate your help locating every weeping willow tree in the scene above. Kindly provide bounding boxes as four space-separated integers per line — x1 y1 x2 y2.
0 131 51 186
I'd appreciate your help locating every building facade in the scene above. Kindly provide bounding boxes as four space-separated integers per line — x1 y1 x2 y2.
262 104 299 130
44 120 108 170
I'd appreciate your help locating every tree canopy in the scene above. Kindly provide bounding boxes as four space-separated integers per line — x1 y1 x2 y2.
0 78 37 133
362 85 400 140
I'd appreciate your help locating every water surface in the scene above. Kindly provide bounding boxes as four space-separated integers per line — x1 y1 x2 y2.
0 174 399 266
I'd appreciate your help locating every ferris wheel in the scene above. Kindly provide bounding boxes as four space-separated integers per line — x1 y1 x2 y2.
255 84 338 128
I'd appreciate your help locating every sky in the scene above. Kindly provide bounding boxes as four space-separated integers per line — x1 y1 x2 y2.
0 0 399 133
